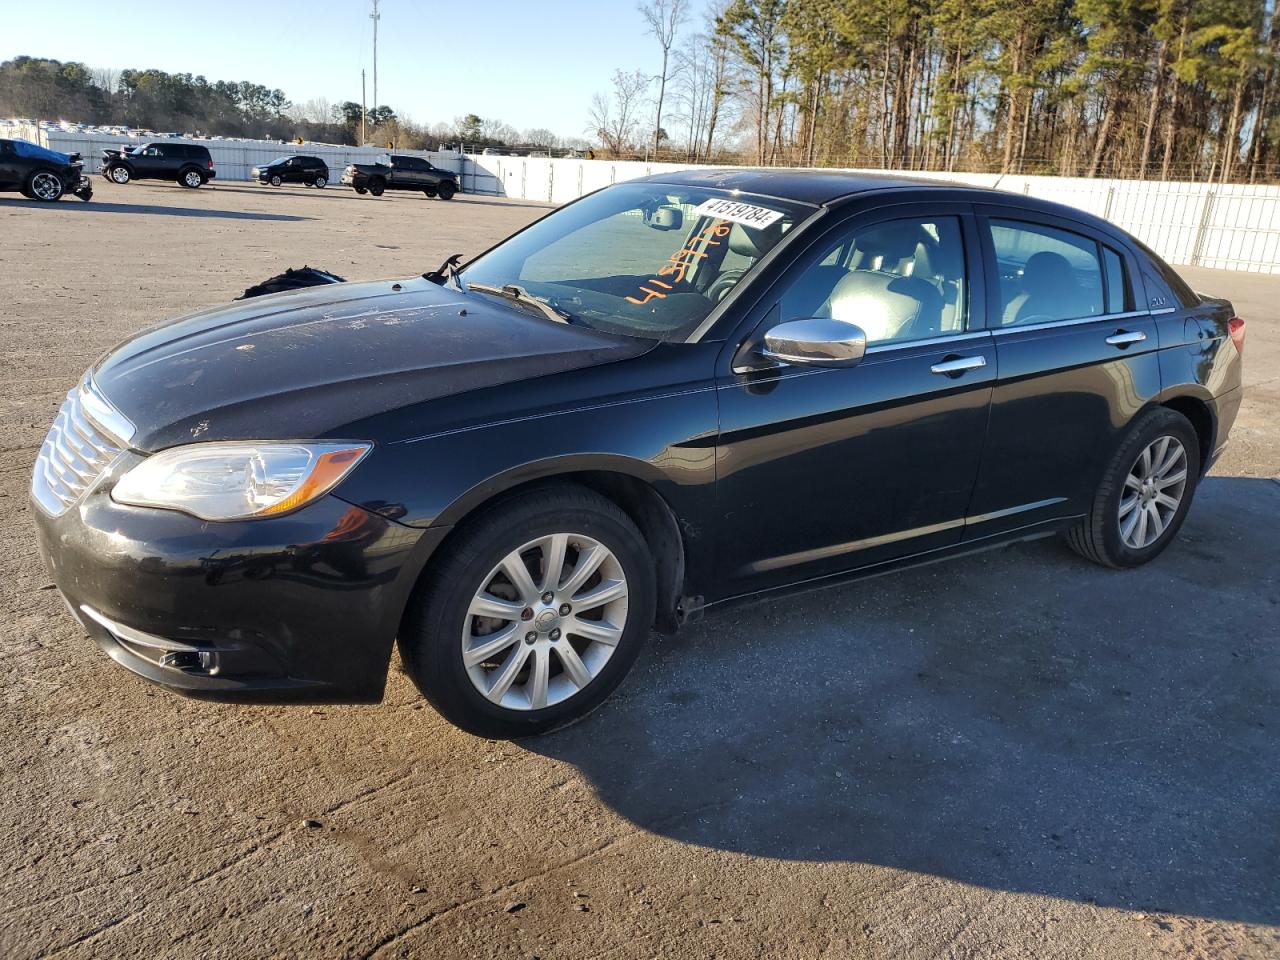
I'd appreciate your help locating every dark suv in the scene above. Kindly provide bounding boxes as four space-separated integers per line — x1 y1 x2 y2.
102 142 216 188
252 155 330 188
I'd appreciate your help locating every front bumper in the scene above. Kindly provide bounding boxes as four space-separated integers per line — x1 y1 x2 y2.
32 471 445 702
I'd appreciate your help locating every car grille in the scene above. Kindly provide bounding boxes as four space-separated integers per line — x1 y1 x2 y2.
31 379 130 517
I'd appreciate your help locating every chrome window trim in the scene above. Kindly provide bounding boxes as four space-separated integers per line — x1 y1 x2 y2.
990 309 1152 336
864 330 991 355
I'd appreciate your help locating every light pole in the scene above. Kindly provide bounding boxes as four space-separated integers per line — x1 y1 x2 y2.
370 0 380 116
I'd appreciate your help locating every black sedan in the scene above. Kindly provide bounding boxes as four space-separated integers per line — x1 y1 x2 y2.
0 138 92 201
30 171 1245 738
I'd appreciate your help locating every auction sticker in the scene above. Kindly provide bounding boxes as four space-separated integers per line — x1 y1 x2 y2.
692 197 784 230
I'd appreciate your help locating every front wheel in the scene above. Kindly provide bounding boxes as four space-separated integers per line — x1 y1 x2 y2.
269 174 283 186
436 181 456 200
1065 407 1201 568
354 185 368 195
180 168 204 188
108 165 131 184
400 487 655 738
27 170 64 201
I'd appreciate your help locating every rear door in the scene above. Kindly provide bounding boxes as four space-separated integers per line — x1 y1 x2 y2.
965 205 1160 539
714 202 996 597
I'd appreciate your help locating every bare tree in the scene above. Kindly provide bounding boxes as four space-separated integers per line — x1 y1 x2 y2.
638 0 689 158
588 69 652 156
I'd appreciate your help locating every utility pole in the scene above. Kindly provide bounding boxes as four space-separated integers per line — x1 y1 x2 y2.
370 0 380 116
361 69 367 146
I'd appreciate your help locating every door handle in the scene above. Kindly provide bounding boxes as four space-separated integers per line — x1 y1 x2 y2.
1105 329 1147 347
930 355 986 376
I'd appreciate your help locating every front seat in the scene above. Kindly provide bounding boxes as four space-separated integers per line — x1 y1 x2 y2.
1003 251 1079 325
821 226 943 343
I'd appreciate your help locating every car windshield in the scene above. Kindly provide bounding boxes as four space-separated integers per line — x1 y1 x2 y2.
457 182 814 340
269 156 290 165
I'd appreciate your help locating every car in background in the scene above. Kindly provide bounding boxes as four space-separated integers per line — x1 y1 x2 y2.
30 171 1244 738
341 155 458 199
252 155 330 188
0 138 92 201
101 142 215 188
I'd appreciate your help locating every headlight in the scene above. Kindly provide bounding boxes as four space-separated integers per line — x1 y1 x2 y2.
112 442 371 521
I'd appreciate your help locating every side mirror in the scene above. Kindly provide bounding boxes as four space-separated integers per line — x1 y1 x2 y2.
646 205 684 231
762 318 868 368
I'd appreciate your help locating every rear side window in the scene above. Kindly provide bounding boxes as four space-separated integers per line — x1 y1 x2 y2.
989 219 1104 325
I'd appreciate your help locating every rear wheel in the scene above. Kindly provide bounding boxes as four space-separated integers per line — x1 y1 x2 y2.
368 178 386 197
108 165 131 184
1065 407 1201 568
27 170 64 202
313 176 327 188
400 487 655 738
180 168 204 188
436 181 456 200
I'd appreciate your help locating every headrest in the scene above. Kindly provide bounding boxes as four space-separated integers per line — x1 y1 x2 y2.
728 221 783 259
1021 251 1074 296
853 224 921 263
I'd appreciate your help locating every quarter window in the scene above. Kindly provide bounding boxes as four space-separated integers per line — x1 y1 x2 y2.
776 217 968 346
1102 246 1130 313
989 220 1105 325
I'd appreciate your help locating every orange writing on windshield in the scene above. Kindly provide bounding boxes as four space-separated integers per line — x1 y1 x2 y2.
626 220 733 306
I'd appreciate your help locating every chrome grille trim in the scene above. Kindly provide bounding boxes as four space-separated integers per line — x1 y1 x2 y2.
31 378 128 517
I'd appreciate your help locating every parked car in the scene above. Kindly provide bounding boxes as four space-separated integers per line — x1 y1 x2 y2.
252 155 330 188
101 142 215 188
341 155 458 198
0 138 92 201
31 171 1244 738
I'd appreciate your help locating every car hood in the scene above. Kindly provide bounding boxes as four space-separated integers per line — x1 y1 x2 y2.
92 277 653 451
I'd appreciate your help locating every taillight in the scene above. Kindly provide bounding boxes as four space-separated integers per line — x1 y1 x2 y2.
207 159 214 170
1228 317 1245 356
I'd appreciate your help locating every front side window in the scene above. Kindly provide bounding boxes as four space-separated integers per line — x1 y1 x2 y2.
458 183 813 340
989 219 1105 325
776 217 968 346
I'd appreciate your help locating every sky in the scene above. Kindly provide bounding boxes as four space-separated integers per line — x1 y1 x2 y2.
1 0 705 138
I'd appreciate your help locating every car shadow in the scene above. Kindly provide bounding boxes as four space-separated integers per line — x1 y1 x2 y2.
521 475 1280 925
1 198 313 221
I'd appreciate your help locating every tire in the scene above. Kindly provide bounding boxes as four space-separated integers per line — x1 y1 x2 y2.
108 165 131 184
368 178 386 197
423 187 437 198
436 181 456 200
313 176 327 188
1064 407 1201 569
354 185 368 195
179 168 205 188
27 169 64 202
400 486 656 738
269 174 283 186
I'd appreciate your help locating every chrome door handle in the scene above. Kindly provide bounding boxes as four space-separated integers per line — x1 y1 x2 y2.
1105 330 1147 346
930 355 986 376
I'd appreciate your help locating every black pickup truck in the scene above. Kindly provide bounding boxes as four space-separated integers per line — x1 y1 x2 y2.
341 155 459 199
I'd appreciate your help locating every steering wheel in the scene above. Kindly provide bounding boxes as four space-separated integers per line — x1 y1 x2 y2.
707 269 747 303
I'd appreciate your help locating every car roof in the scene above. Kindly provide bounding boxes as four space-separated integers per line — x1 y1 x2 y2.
636 167 1129 241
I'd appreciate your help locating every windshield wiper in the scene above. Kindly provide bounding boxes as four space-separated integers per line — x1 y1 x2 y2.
465 282 574 324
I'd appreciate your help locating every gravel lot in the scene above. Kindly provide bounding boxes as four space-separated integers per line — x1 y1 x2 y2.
1 181 1277 960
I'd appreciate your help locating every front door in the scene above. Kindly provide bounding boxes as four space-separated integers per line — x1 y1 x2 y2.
714 206 995 598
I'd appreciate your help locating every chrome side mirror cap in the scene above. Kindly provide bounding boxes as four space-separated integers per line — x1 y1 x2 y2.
762 318 868 368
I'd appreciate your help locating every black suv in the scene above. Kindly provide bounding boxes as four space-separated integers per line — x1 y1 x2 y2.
102 142 216 188
252 155 330 188
0 138 93 201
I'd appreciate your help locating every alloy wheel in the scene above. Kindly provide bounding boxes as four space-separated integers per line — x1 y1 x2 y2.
1119 435 1188 549
31 172 62 200
184 171 203 187
111 167 130 183
461 533 628 711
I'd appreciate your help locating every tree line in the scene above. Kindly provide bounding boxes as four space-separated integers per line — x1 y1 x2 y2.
0 57 585 154
595 0 1280 183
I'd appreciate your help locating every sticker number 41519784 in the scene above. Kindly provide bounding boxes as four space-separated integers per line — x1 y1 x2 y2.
690 197 784 230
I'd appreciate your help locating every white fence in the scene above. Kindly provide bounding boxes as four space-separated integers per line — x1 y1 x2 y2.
459 155 1280 275
17 123 461 186
16 121 1277 274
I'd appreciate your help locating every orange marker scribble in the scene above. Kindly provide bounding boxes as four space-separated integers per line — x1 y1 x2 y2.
626 219 733 306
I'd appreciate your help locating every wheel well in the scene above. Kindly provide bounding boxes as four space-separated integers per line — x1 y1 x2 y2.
1161 396 1214 473
405 472 688 639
